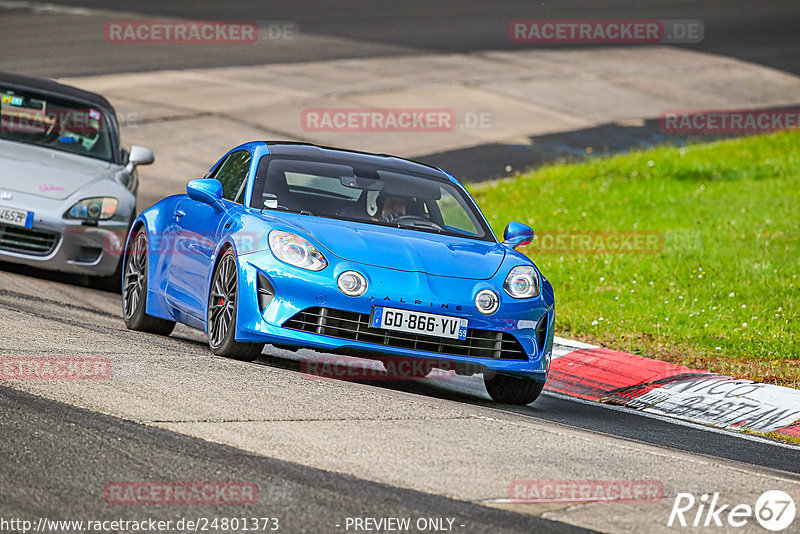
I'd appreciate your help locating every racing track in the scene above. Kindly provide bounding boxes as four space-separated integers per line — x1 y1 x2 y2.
2 0 798 76
1 1 800 531
0 268 798 533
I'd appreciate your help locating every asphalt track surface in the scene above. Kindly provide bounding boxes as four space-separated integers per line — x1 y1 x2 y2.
0 270 798 533
0 0 797 76
2 266 799 471
3 1 796 181
2 2 800 532
0 385 594 534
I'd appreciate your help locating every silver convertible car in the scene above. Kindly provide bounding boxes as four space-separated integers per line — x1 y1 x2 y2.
0 71 153 288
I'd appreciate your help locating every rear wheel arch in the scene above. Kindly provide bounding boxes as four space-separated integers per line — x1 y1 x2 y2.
121 226 176 336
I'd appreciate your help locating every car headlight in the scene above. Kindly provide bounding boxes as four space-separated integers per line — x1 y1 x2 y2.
337 271 367 297
475 289 499 315
504 266 541 298
268 230 328 271
65 197 118 220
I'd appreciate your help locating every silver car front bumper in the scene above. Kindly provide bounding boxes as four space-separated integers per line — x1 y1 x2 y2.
0 191 133 277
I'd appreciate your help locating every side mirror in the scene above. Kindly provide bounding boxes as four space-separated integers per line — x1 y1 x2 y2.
128 145 154 168
187 178 224 211
502 221 534 249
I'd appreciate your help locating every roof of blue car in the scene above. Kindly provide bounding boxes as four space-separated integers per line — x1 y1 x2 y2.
264 141 445 176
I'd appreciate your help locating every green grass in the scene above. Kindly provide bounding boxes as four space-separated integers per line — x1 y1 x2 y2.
743 428 800 446
469 131 800 388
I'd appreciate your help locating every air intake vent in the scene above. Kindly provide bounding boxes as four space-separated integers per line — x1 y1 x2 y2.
0 224 59 256
536 312 549 353
284 307 528 361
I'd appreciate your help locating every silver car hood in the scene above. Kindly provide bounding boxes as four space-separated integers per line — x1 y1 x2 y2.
0 139 113 200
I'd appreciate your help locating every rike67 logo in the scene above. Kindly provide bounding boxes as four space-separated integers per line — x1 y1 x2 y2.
668 490 796 531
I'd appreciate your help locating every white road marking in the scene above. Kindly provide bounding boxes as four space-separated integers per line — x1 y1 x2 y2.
0 0 139 16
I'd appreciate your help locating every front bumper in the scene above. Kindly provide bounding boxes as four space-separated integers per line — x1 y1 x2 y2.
0 197 129 276
233 249 555 382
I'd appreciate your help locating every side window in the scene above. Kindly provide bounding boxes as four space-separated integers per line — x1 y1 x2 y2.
438 187 479 235
213 150 251 202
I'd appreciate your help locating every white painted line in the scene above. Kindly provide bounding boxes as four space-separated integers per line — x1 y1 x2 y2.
553 336 597 350
0 1 91 15
0 0 141 17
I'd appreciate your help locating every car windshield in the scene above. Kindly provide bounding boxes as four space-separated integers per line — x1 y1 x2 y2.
0 86 115 162
251 155 495 242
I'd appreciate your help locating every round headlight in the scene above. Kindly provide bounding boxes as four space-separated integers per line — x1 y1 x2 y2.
475 289 499 315
337 271 367 297
504 266 541 299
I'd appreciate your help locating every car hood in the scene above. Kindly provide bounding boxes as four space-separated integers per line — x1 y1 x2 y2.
0 139 112 200
267 213 506 279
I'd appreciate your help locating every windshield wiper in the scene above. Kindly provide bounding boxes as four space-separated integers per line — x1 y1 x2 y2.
261 206 313 216
391 224 444 235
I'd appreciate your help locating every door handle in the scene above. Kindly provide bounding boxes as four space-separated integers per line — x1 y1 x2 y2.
175 209 185 219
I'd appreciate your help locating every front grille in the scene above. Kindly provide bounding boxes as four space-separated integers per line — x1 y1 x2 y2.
283 307 528 360
0 224 59 256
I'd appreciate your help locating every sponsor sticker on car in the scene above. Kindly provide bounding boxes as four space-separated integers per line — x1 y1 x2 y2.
0 207 33 228
371 306 468 340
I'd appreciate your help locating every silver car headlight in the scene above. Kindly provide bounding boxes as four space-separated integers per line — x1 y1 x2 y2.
65 197 118 221
268 230 328 271
504 266 541 298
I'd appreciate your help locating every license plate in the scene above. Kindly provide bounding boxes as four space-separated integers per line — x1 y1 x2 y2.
371 306 468 340
0 206 32 228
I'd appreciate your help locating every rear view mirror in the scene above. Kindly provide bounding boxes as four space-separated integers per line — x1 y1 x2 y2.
187 178 224 211
128 145 154 167
503 221 534 249
340 175 384 191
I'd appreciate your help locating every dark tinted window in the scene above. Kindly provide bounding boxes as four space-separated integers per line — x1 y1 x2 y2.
213 150 251 202
251 155 494 242
0 86 115 162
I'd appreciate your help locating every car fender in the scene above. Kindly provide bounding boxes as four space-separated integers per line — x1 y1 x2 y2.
123 194 185 322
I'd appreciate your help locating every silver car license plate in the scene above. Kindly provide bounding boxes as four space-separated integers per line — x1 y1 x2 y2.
0 206 33 228
371 306 468 340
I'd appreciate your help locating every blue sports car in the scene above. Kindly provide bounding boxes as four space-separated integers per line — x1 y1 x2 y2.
122 142 555 404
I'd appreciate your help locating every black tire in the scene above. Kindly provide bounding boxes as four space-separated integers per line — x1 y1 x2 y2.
207 249 264 361
122 228 176 336
484 373 544 405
